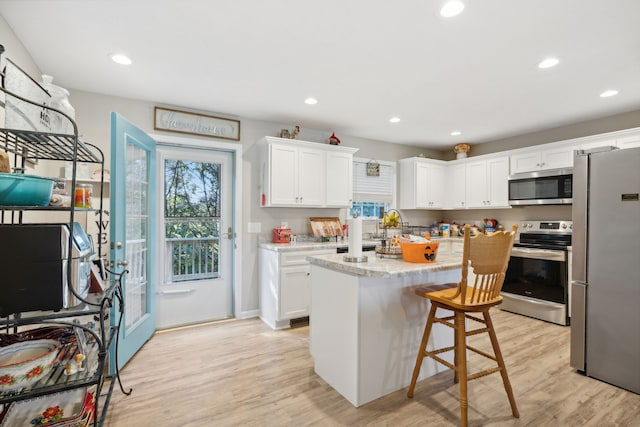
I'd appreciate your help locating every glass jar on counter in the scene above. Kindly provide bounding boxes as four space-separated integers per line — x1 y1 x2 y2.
74 183 93 208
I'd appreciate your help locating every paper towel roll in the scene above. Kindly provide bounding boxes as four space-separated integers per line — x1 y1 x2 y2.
348 218 363 258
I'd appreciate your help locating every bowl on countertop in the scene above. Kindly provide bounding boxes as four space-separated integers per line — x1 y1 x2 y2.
0 173 54 206
0 339 60 392
399 240 440 263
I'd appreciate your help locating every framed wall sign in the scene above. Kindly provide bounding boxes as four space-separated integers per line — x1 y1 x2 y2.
154 106 241 141
366 160 380 176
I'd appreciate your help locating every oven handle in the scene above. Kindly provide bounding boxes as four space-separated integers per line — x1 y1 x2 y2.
511 247 566 261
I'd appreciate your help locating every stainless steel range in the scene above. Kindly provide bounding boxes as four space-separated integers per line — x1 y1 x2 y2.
500 220 572 325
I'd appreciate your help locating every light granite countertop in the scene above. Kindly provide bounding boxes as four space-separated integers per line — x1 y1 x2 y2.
259 240 379 252
307 245 463 279
259 237 465 253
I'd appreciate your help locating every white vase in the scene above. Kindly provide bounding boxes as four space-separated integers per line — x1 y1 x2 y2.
456 152 467 159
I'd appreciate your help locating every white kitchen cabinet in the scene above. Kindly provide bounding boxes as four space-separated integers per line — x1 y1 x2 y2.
616 134 640 149
261 136 357 207
510 145 573 174
466 156 509 208
446 162 467 209
399 158 446 209
267 143 324 206
325 150 353 207
259 247 334 329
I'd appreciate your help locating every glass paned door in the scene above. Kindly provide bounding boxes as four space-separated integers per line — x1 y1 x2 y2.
156 147 234 329
110 113 156 372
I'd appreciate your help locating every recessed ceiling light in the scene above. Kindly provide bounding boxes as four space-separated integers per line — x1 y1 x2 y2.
538 57 559 69
110 53 132 65
451 131 462 136
304 97 318 105
600 89 619 98
389 117 401 123
440 1 465 18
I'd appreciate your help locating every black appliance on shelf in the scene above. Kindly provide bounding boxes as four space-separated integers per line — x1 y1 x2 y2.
0 222 94 317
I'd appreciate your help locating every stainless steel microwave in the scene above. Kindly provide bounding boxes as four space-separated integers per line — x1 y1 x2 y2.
0 223 94 317
508 168 573 205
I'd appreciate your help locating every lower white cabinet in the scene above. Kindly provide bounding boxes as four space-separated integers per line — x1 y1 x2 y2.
259 247 334 329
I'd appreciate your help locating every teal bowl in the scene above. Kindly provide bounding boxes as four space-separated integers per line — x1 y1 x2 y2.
0 173 54 206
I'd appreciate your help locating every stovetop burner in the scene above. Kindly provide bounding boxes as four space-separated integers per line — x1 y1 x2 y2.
516 220 572 249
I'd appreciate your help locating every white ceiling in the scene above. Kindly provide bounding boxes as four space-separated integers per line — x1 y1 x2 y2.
1 0 639 149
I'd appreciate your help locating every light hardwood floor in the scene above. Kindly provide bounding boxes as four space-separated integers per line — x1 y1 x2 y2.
104 309 640 426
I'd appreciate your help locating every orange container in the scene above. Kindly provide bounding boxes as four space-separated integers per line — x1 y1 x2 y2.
272 228 291 243
74 183 92 208
399 240 440 263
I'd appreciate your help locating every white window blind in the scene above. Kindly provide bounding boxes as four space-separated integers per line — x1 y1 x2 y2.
352 159 395 203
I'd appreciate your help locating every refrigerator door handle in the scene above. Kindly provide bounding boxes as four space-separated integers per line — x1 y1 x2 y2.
570 281 587 371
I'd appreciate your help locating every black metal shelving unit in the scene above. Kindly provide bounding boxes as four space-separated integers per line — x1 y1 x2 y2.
0 87 129 426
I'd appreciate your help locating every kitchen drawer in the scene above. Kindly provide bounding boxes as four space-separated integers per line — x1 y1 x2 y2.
280 249 333 266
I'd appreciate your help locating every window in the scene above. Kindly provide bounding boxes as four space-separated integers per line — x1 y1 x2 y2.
164 159 221 282
351 158 395 218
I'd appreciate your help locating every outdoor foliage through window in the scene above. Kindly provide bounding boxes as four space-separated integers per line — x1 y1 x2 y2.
164 160 221 281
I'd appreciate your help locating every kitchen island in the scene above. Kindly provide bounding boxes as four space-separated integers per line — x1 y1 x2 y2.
307 245 463 407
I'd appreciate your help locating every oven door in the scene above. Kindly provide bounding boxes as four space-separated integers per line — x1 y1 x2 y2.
500 246 569 325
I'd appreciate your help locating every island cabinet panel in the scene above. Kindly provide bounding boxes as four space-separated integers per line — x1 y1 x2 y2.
308 249 464 407
260 136 358 208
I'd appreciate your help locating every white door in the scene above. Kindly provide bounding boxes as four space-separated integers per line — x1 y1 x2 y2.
155 146 235 329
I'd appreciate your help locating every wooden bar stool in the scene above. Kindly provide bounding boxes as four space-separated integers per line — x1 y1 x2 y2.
407 224 519 427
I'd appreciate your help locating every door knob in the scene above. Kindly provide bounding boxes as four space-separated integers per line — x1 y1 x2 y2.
227 227 236 239
117 259 129 266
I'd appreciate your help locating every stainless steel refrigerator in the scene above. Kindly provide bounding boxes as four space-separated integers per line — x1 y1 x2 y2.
570 146 640 394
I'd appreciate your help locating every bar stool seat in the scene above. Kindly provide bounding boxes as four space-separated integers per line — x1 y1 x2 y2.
407 224 519 427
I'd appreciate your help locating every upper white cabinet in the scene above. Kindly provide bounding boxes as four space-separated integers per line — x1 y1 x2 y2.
446 162 467 209
466 156 509 208
325 151 353 207
398 158 446 209
510 146 574 174
615 134 640 149
261 136 358 208
509 129 640 175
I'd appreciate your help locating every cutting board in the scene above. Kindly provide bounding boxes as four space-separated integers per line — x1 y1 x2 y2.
309 217 344 237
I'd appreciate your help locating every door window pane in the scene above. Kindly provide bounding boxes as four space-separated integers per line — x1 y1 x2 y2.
164 160 221 282
125 143 149 328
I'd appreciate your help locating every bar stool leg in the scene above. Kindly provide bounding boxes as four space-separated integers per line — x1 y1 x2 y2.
455 310 468 427
407 303 438 398
483 310 519 418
